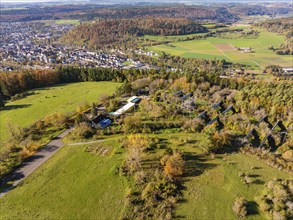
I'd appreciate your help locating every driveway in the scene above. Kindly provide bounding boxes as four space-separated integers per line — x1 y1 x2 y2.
0 128 73 198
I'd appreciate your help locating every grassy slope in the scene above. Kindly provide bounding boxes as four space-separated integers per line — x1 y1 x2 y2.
176 153 291 220
0 141 128 219
0 82 120 143
148 29 292 69
0 127 291 219
147 131 292 219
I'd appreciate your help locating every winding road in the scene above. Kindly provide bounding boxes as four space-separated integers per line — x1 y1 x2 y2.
0 128 73 198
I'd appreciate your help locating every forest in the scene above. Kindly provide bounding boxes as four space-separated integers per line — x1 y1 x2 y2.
61 18 207 49
2 3 292 23
0 5 238 23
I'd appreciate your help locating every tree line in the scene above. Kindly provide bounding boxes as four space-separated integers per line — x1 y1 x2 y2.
0 67 125 98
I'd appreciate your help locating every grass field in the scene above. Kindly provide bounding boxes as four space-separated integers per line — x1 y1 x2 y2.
0 82 120 144
0 8 27 11
0 127 291 219
40 19 80 25
148 29 292 69
176 153 291 219
142 131 292 219
0 140 128 219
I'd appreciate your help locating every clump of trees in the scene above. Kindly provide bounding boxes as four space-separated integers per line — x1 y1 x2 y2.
208 129 232 153
69 122 94 140
258 180 293 220
161 152 185 177
0 113 69 176
119 135 184 219
122 113 143 133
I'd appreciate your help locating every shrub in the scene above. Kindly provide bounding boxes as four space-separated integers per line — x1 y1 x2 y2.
210 130 232 152
123 113 142 133
163 152 185 177
126 134 155 152
232 197 248 218
70 122 93 139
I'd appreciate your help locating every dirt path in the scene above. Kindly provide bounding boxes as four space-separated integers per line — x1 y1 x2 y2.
0 128 73 198
68 139 104 146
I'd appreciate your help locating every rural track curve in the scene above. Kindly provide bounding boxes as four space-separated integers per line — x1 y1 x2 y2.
0 128 73 198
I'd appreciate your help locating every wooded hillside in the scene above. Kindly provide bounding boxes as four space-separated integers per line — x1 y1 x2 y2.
61 18 207 49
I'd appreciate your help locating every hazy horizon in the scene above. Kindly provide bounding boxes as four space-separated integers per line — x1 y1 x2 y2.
2 0 292 4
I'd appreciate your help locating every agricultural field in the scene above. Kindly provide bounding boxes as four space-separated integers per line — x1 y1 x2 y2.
0 139 128 219
148 29 292 69
0 82 120 144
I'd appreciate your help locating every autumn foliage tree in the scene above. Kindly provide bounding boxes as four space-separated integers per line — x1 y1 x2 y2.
161 152 185 177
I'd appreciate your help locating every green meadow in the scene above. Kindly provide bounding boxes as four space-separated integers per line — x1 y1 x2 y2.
39 19 80 25
177 153 291 219
148 29 292 69
151 132 291 219
1 128 291 219
0 82 120 144
0 140 128 219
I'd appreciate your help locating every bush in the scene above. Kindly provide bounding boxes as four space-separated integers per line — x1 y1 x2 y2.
122 113 142 133
182 118 205 132
162 152 185 177
70 122 94 139
232 197 248 218
210 130 232 152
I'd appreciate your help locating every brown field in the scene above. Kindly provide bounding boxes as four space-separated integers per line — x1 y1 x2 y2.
215 44 234 51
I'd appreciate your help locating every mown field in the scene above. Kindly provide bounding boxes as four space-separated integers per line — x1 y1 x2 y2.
0 82 120 144
148 29 292 69
0 139 128 219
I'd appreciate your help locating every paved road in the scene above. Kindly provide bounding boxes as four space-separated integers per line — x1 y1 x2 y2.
0 128 73 198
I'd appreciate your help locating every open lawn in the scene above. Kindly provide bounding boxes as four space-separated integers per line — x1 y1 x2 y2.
0 140 128 219
148 29 292 69
0 82 120 144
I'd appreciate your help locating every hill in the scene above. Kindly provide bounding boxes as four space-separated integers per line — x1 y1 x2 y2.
61 18 207 49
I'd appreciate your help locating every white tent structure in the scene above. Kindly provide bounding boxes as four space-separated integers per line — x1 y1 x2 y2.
112 102 135 116
111 96 140 116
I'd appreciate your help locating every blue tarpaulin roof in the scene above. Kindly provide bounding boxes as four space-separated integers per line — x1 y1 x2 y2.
99 118 112 129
